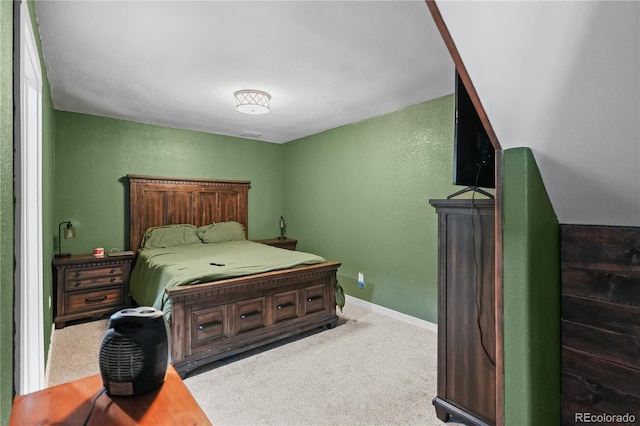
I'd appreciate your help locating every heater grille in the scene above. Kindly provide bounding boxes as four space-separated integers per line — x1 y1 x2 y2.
99 333 145 382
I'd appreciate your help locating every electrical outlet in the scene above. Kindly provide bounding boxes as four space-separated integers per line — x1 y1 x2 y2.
358 272 364 289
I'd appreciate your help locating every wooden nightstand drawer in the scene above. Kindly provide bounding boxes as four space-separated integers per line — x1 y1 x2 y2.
65 287 124 315
65 264 123 281
53 254 134 328
65 267 124 291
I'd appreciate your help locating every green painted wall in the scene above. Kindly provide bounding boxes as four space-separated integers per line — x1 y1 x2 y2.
54 112 285 254
502 147 561 425
0 1 15 423
283 95 459 323
55 96 460 325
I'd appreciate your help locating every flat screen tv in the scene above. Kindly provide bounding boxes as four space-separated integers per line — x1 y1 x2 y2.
453 72 495 191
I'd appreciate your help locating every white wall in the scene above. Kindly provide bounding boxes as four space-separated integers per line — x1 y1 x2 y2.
438 0 640 226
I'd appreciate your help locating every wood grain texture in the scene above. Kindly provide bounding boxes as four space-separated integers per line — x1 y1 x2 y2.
561 225 640 423
127 174 250 252
9 365 211 425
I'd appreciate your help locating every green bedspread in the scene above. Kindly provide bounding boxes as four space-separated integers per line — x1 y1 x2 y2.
129 240 327 317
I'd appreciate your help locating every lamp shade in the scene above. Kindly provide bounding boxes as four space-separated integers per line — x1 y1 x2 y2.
234 90 271 115
63 225 75 239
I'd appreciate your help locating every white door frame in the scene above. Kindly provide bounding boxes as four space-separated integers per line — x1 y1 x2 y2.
14 0 44 395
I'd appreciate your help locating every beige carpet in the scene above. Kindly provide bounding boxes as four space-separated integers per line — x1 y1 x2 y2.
48 303 450 425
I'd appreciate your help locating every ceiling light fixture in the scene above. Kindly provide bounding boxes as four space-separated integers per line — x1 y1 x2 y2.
234 89 271 115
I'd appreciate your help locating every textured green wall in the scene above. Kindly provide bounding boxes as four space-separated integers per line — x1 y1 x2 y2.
0 1 14 423
54 112 285 254
283 95 458 322
55 96 459 325
502 147 560 425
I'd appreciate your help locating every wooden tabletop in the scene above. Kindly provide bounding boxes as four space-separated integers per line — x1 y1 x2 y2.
10 365 211 425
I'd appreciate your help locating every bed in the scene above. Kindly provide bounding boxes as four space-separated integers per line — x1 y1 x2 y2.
127 174 341 377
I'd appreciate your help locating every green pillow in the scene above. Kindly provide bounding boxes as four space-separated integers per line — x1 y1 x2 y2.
140 224 201 249
197 221 246 243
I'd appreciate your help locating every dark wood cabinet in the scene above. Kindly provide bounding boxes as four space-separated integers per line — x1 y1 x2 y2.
53 254 134 329
430 198 496 426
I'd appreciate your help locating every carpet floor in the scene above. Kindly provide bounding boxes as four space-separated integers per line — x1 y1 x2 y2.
48 302 452 425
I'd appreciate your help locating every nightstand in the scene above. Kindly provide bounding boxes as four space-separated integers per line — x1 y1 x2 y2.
52 253 135 329
254 237 297 251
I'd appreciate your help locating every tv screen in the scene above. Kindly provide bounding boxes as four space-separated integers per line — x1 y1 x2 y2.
453 72 495 189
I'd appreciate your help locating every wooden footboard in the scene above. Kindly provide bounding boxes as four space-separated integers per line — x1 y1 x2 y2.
167 261 341 377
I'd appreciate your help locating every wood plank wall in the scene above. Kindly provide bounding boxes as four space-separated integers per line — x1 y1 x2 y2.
561 225 640 425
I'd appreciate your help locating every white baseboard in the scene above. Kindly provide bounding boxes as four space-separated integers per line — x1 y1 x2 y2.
345 295 438 333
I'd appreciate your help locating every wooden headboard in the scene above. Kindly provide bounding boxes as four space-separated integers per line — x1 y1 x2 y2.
127 174 251 251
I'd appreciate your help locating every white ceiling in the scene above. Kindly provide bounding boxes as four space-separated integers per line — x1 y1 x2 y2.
439 0 640 227
35 0 454 143
35 1 640 227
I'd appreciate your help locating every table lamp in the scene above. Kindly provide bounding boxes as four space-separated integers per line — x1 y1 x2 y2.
55 221 75 258
279 216 286 240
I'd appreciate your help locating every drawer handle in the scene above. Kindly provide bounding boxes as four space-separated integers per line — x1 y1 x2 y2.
110 277 116 282
110 268 116 273
240 311 261 320
277 302 295 310
74 271 82 277
307 296 322 303
85 295 107 303
198 320 222 330
74 281 82 287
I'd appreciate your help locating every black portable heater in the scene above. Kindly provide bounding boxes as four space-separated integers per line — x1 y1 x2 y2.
99 307 170 396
